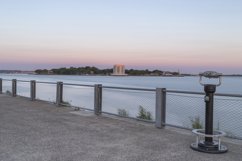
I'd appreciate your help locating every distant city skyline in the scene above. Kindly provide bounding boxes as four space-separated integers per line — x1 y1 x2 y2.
0 0 242 74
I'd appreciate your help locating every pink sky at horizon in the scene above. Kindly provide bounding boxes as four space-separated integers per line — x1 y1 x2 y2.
1 47 241 74
1 44 241 72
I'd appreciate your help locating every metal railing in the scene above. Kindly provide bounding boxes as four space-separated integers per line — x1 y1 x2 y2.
0 78 242 139
102 86 156 122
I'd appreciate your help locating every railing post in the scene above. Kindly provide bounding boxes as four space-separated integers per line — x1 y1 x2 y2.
30 80 36 101
155 88 166 128
94 84 102 115
0 78 2 94
12 79 17 97
56 82 63 106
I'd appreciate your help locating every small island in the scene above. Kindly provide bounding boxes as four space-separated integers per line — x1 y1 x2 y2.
34 66 186 76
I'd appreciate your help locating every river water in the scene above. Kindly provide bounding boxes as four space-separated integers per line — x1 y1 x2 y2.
0 74 242 139
1 74 242 93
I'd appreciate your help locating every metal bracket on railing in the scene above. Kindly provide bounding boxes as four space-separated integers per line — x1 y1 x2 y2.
199 71 222 86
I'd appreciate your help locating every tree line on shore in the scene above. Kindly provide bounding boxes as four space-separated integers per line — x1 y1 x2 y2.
35 66 181 76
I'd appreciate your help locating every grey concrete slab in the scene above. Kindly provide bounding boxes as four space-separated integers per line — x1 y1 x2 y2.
0 95 241 161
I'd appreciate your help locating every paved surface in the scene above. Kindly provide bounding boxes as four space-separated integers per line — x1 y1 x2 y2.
0 94 241 161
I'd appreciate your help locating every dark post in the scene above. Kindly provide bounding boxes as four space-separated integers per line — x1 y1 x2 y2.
0 78 2 94
204 85 216 143
30 80 36 101
12 79 17 97
56 82 63 106
155 88 166 128
94 84 102 115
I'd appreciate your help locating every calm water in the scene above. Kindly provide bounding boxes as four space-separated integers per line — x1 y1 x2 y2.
1 74 242 139
1 74 242 94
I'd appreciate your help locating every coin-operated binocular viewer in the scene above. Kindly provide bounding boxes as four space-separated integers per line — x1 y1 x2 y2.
190 71 228 153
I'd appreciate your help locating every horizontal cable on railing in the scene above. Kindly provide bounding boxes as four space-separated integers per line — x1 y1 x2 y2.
102 111 155 123
167 89 242 98
36 81 57 85
214 97 242 102
215 93 242 98
1 79 12 81
59 103 94 112
166 90 204 95
17 80 30 83
164 123 192 130
167 93 204 98
103 86 155 92
63 83 94 87
16 95 30 99
35 98 56 104
103 88 155 95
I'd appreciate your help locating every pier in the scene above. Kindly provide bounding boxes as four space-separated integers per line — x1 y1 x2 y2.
0 94 241 161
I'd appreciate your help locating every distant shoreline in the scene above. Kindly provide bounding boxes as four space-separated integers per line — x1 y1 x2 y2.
0 68 242 77
1 73 242 77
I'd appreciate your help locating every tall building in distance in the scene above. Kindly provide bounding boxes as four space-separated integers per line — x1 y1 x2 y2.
112 64 127 76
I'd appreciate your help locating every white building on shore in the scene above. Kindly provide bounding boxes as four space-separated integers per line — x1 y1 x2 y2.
112 64 127 76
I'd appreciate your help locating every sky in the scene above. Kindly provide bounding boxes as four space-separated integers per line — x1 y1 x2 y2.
0 0 242 74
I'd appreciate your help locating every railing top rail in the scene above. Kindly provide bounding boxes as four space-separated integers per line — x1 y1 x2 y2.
166 89 242 98
1 79 57 85
1 78 12 81
17 80 30 83
166 90 204 95
215 93 242 98
103 86 156 92
63 83 94 87
36 81 57 85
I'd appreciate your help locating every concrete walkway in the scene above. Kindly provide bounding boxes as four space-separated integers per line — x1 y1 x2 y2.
0 94 241 161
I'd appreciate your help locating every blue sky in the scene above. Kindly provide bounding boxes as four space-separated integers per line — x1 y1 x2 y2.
0 0 242 73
